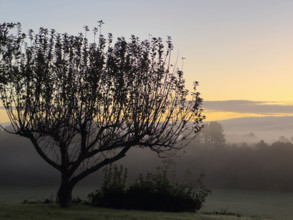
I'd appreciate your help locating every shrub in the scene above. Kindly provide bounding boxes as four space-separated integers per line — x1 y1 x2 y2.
88 160 210 212
88 164 127 208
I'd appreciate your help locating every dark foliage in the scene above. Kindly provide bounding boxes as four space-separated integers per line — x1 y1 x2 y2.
88 161 210 212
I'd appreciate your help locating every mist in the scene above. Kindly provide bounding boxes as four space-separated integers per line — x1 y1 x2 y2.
220 116 293 144
1 117 293 193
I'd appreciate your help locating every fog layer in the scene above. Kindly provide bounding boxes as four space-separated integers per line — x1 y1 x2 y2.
1 123 293 192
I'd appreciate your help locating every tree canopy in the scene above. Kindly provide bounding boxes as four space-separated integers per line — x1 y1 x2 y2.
198 122 225 148
0 22 204 207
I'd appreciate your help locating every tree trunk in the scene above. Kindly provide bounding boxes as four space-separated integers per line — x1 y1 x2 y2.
57 178 74 208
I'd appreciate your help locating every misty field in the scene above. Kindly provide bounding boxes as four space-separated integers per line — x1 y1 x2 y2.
202 189 293 219
2 187 290 219
0 203 267 220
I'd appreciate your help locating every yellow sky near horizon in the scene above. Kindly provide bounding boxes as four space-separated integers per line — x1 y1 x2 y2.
182 28 293 102
204 111 293 122
2 106 293 124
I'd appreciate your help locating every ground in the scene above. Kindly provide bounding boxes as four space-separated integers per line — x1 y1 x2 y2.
0 203 269 220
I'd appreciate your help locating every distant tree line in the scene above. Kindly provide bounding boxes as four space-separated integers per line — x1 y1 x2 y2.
182 122 293 192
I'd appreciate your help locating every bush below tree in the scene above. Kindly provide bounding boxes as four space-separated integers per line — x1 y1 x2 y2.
88 161 210 212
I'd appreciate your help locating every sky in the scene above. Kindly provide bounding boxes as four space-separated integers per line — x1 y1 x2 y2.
1 0 293 122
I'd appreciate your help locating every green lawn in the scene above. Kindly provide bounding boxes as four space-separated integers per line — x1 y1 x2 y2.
0 203 269 220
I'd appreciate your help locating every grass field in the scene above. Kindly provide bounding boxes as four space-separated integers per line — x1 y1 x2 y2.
0 203 269 220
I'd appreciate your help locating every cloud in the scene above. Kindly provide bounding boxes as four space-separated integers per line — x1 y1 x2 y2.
203 100 293 115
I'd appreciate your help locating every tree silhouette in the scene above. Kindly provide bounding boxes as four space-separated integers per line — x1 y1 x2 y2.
0 23 204 207
199 122 225 148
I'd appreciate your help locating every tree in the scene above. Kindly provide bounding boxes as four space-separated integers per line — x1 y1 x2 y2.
199 122 225 148
0 23 204 207
278 136 290 143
